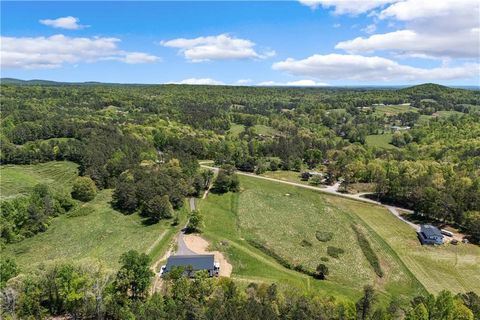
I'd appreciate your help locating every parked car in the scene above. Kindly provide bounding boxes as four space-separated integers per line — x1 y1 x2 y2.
214 262 220 276
159 265 166 277
441 229 454 237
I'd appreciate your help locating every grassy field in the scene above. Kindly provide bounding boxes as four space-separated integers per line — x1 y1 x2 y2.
200 175 425 301
373 104 417 116
260 170 315 186
4 189 184 271
227 123 278 137
366 134 397 149
199 191 362 300
227 123 245 136
0 161 79 199
432 110 465 117
253 124 278 136
326 197 480 295
1 161 184 271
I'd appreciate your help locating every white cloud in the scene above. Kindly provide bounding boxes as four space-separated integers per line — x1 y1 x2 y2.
0 34 160 69
257 79 329 86
272 54 479 81
173 78 225 85
298 0 396 15
361 24 377 34
336 29 480 59
39 16 88 30
336 0 480 59
378 0 474 21
161 34 275 62
236 79 252 85
116 52 160 64
333 23 341 28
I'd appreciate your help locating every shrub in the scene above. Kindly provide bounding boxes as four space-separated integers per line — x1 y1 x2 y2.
300 172 311 181
327 246 345 258
352 224 384 277
246 239 319 277
212 169 240 194
0 256 18 288
316 231 333 242
315 263 329 280
294 264 316 277
309 175 324 186
186 210 203 233
71 176 97 202
300 239 312 247
247 239 292 269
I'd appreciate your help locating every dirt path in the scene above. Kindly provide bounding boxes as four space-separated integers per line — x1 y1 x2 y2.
146 230 168 255
183 234 232 277
150 237 176 294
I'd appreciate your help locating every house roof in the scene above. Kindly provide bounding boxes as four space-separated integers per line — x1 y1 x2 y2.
420 224 443 238
165 254 215 272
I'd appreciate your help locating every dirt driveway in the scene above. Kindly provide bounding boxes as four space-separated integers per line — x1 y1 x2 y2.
183 234 232 277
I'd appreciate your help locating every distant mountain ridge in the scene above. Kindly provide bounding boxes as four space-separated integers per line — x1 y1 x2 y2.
1 78 478 90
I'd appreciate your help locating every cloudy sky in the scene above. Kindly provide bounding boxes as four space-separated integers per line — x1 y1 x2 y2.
1 0 479 86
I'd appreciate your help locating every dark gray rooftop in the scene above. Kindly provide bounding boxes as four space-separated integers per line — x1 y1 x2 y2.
165 254 215 272
420 224 443 238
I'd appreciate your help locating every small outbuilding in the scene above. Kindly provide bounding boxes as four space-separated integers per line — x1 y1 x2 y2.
161 254 219 277
418 224 444 245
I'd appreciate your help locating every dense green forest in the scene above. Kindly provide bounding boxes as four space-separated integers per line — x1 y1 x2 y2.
1 82 479 318
1 83 479 241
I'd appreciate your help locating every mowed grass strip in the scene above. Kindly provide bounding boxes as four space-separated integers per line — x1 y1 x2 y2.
4 189 174 271
1 161 79 199
328 196 480 295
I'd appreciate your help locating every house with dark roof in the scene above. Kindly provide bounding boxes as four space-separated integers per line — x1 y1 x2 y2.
418 224 444 245
161 254 219 277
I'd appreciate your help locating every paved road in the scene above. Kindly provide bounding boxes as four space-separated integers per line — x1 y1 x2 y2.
386 205 419 231
201 165 419 231
176 197 197 255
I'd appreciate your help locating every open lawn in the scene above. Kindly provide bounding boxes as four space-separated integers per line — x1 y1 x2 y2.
260 170 314 186
373 104 417 116
226 123 278 137
328 197 480 295
253 124 278 136
433 110 465 117
227 123 245 136
200 175 425 301
0 161 79 199
366 134 397 149
4 189 184 271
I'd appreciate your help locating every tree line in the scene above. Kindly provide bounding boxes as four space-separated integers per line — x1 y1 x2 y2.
1 251 479 320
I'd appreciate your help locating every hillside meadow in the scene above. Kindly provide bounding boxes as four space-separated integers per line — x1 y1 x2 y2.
327 196 480 295
0 161 78 199
199 175 427 302
1 161 184 270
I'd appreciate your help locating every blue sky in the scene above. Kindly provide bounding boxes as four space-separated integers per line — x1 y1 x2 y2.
1 1 479 86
